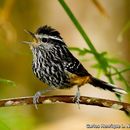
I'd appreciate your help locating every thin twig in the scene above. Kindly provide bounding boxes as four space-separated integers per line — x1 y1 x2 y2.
0 95 130 113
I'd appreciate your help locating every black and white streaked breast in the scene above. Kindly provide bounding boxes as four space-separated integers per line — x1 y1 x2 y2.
32 43 71 89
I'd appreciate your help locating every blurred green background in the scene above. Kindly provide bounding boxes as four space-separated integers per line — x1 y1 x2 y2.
0 0 130 130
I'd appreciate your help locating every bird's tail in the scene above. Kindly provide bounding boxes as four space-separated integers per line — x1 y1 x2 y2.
89 77 127 95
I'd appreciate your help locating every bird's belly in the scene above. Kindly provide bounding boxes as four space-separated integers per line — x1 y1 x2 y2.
32 63 71 89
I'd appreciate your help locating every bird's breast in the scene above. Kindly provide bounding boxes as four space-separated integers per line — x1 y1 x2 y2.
32 50 71 88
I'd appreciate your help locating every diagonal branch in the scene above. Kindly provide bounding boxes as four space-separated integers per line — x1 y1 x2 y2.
0 95 130 113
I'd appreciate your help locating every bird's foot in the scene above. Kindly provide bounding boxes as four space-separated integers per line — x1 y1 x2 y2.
33 87 55 109
33 91 42 109
73 87 81 109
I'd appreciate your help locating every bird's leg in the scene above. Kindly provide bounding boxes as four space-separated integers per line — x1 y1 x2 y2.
33 87 55 109
73 86 81 109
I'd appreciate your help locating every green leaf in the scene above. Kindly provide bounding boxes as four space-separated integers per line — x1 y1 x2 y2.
100 51 107 56
98 53 109 69
107 57 130 66
0 78 16 87
69 47 92 55
91 63 101 69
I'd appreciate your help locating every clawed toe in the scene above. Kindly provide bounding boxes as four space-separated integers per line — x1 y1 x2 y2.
73 96 80 104
33 91 41 109
32 88 54 109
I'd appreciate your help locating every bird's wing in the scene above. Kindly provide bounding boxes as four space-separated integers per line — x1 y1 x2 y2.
62 46 90 77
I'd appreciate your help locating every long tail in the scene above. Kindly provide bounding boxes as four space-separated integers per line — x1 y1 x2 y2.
89 77 127 95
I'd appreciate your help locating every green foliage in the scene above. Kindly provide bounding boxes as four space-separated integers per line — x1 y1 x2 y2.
0 78 16 87
0 121 10 130
69 47 92 55
0 107 35 130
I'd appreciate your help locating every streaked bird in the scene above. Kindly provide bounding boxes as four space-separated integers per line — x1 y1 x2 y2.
23 25 127 109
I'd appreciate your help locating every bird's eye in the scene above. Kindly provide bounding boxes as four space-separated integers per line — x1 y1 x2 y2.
41 38 48 43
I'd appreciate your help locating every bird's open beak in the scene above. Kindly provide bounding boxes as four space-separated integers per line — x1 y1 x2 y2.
22 29 38 45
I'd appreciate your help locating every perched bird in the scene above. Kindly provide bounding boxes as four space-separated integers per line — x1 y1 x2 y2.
23 25 127 109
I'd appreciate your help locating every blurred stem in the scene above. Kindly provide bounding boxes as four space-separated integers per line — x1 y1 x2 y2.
92 0 109 17
0 0 15 24
117 20 130 42
0 0 16 43
0 95 129 113
111 67 130 76
110 66 129 90
121 20 130 34
69 47 93 54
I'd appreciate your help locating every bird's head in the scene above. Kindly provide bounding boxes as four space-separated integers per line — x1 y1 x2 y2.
23 25 65 48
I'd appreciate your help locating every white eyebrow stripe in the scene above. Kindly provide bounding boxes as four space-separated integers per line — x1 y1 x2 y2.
35 34 63 42
35 34 48 39
49 36 63 42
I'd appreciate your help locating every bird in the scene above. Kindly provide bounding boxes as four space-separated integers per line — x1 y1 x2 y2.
23 25 127 109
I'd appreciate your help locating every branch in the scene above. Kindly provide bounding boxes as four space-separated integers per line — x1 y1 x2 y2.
0 95 130 113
